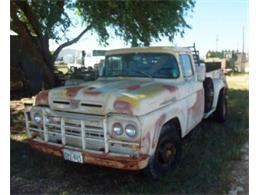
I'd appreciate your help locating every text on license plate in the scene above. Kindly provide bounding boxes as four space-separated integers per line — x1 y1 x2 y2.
63 149 83 163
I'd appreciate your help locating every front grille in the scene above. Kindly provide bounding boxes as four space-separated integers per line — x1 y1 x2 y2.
25 112 105 151
53 100 70 105
81 103 102 108
24 109 141 156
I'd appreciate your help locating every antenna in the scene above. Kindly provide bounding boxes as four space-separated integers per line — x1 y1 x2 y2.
216 35 219 51
240 25 245 72
242 25 245 54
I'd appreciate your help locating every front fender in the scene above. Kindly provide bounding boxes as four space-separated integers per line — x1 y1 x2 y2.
139 101 186 156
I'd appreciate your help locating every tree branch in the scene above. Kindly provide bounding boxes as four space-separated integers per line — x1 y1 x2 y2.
15 1 42 36
51 24 92 63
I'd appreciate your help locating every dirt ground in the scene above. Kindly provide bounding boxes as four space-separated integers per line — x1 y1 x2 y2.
228 141 249 195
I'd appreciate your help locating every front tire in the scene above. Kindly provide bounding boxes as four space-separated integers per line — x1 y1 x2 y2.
146 124 182 179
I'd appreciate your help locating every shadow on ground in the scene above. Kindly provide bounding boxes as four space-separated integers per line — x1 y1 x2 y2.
10 89 248 194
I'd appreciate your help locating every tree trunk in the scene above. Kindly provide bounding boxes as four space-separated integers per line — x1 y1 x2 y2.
34 37 56 89
11 1 92 90
11 2 55 89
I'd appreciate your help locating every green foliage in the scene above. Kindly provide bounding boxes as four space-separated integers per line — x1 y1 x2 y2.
11 0 72 41
11 0 194 46
76 0 195 46
11 0 194 88
206 50 239 59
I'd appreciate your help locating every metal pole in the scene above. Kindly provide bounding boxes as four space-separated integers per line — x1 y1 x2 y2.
242 25 245 72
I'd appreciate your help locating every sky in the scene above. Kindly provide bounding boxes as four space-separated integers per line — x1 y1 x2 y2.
49 0 249 58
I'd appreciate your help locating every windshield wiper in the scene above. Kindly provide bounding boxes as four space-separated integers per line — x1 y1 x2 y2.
132 69 153 79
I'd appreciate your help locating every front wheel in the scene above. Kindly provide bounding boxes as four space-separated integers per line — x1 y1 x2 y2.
145 125 182 179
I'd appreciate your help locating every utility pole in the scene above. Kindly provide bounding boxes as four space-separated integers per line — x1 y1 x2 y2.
240 25 245 72
216 35 219 51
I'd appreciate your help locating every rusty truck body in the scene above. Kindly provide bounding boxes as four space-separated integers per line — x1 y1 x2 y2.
24 46 227 177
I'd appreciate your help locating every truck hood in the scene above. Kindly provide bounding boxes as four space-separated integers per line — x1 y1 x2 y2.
47 78 178 116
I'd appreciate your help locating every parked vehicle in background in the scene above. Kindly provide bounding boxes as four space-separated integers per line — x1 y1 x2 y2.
24 45 228 178
64 66 99 86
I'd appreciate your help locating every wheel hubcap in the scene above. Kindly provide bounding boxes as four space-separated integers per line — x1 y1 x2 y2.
158 142 176 165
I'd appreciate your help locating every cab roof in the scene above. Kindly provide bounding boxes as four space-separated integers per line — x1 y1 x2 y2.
105 46 192 56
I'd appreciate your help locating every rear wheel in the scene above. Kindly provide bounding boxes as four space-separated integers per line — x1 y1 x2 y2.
146 124 182 179
203 78 214 113
215 89 228 123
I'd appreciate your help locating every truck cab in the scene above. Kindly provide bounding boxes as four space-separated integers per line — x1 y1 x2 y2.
24 46 227 178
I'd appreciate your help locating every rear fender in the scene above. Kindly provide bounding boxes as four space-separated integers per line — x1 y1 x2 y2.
212 79 226 110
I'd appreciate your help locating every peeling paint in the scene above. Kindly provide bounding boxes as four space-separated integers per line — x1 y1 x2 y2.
189 89 204 117
65 87 83 97
84 90 102 96
35 90 49 105
49 78 179 116
29 139 63 157
127 85 141 91
161 84 178 93
113 100 133 115
142 132 151 154
152 114 166 148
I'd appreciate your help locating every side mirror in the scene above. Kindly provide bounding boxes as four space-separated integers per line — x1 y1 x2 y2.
197 63 206 82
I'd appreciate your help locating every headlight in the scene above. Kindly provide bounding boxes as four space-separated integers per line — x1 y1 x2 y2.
112 123 123 136
45 116 54 124
45 116 50 124
33 113 43 124
125 124 137 137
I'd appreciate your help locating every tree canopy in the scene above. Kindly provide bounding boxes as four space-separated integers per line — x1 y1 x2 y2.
76 0 194 46
11 0 195 89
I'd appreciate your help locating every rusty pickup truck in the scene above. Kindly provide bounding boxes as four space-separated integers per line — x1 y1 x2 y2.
24 46 227 178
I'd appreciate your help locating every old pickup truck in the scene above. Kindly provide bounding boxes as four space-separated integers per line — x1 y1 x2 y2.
24 46 227 178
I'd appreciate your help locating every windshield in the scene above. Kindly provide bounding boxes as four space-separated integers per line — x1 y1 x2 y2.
101 53 180 79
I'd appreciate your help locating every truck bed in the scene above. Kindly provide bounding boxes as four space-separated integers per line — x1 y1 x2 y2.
204 62 224 79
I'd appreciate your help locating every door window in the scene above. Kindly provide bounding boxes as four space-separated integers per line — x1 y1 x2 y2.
179 54 193 77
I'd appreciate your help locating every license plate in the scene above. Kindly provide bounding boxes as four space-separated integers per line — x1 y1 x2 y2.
63 149 83 163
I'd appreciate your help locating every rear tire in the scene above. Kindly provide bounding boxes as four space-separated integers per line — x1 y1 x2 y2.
215 89 228 123
203 78 214 113
145 124 182 179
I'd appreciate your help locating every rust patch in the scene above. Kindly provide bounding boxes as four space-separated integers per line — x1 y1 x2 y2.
65 87 83 97
113 100 133 115
189 89 204 116
161 84 178 93
35 90 49 105
82 150 149 170
84 90 102 96
28 139 149 170
83 154 148 170
127 85 141 91
142 131 151 154
152 114 166 148
29 139 63 157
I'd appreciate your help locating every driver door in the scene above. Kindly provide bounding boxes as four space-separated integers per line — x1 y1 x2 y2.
179 53 204 134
